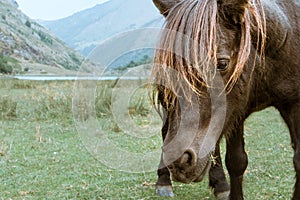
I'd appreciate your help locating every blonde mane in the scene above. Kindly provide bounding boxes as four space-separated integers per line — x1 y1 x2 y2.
151 0 266 107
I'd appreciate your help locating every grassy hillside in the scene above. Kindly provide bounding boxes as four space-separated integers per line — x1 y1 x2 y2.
0 0 84 74
0 79 294 199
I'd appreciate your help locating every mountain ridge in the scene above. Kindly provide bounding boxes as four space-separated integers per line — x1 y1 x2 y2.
41 0 164 56
0 0 84 74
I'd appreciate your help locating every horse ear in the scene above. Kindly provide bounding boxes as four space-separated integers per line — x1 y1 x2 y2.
218 0 249 24
152 0 181 17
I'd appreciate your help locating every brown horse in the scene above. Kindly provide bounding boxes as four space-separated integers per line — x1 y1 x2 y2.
151 0 300 199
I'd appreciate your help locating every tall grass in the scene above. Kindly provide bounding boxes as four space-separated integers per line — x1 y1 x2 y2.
95 82 113 117
0 79 152 122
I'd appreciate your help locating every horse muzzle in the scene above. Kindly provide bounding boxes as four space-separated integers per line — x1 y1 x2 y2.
166 150 211 184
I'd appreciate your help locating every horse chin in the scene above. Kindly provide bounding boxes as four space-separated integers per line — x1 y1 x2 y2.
193 160 211 182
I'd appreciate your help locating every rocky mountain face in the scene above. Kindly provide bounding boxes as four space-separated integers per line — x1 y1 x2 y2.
0 0 84 74
41 0 164 56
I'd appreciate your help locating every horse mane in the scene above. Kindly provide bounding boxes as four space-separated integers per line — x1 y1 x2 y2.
151 0 266 108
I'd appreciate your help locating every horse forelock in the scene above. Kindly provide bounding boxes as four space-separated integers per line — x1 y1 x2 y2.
151 0 266 108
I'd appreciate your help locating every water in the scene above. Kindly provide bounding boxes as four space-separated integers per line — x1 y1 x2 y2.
6 75 147 81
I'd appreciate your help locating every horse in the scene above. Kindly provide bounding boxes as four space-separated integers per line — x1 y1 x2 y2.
151 0 300 199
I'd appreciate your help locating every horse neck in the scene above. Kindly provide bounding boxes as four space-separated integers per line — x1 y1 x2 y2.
249 0 300 109
262 1 296 54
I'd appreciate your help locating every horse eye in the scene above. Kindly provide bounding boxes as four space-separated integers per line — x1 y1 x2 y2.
217 59 229 71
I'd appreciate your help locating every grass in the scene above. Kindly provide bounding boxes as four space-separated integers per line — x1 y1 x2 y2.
0 79 294 199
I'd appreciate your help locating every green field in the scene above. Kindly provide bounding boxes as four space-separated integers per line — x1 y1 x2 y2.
0 79 294 199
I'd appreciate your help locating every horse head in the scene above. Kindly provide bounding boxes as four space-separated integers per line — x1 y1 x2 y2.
152 0 265 184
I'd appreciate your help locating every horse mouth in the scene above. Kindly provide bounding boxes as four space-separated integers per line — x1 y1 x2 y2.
193 160 211 182
169 159 211 184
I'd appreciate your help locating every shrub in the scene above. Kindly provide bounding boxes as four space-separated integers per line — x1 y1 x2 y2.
0 64 13 74
25 20 31 28
69 52 82 66
37 31 53 45
0 55 20 74
0 96 17 119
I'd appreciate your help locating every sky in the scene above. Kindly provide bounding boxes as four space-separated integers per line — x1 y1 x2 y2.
16 0 110 20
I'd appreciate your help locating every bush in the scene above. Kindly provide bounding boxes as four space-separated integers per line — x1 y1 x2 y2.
69 52 82 66
0 96 17 119
37 31 53 45
0 55 19 74
0 64 13 74
25 20 31 28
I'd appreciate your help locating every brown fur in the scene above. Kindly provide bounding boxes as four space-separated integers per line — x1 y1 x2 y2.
152 0 300 199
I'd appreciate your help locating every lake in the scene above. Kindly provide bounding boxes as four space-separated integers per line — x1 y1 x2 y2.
4 75 147 81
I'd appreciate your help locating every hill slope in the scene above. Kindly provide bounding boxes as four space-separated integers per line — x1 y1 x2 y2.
41 0 164 56
0 0 84 74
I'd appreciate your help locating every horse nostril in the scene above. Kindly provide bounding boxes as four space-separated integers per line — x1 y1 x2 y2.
180 153 191 164
180 149 197 166
168 165 174 170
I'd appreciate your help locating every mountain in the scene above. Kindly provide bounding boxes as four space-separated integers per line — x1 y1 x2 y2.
0 0 84 75
41 0 164 57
